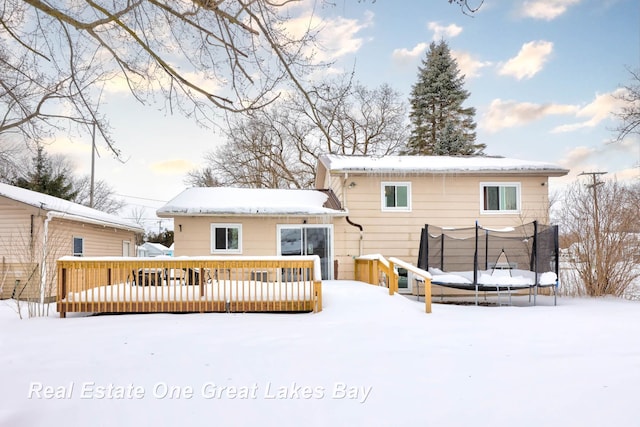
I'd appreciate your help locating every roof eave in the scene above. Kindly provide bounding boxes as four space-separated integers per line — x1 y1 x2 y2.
328 168 570 176
157 210 348 218
48 212 145 234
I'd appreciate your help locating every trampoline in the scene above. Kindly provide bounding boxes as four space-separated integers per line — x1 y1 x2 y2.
417 221 559 305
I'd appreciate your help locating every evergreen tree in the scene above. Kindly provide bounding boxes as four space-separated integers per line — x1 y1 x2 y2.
406 40 484 156
146 229 174 248
12 144 78 200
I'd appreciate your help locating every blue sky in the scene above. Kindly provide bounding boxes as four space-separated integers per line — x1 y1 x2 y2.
48 0 639 226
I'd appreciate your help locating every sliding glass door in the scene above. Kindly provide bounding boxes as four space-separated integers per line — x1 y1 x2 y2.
278 225 332 280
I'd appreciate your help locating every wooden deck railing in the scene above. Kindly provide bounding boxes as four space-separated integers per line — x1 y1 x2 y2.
354 255 394 292
57 256 323 317
388 257 432 314
355 255 432 313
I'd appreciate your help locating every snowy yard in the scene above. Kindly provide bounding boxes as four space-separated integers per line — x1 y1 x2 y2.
1 280 639 427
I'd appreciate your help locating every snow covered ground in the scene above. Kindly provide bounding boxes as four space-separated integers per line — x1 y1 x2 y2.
1 280 639 427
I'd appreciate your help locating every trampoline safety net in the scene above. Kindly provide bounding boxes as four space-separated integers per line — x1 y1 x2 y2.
417 221 559 284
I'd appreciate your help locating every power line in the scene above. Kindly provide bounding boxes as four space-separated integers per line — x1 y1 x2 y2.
115 193 168 203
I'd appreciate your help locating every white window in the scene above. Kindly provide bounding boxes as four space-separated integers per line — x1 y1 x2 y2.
480 183 520 213
73 237 84 257
211 224 242 253
382 182 411 211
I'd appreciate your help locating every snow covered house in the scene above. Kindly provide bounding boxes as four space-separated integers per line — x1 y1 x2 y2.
156 187 346 280
137 242 173 257
157 154 569 285
0 182 144 301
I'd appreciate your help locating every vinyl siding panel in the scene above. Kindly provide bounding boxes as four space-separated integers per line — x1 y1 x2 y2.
0 197 45 299
173 216 332 257
51 218 138 258
0 196 140 300
334 173 551 280
163 170 554 283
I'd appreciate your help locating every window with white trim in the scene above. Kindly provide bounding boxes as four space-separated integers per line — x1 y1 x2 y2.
481 183 520 213
73 237 84 257
210 224 242 253
382 182 411 211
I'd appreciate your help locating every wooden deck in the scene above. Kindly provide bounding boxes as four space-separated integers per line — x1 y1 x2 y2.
57 256 322 317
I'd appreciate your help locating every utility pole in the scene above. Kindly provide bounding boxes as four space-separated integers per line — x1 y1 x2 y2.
90 121 96 208
579 171 606 293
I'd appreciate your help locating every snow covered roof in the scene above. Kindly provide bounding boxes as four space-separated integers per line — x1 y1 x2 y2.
318 154 569 176
0 182 144 233
142 242 171 252
157 187 346 217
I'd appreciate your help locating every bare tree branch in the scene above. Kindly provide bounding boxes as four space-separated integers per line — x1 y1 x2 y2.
2 1 480 158
613 67 640 142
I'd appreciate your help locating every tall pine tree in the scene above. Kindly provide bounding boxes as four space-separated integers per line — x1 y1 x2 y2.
406 40 484 156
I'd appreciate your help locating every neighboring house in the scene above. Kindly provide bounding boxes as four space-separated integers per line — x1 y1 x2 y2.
157 154 569 284
0 182 144 301
137 242 173 257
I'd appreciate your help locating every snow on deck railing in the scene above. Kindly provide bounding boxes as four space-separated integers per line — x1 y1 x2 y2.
354 254 393 289
387 257 432 314
56 256 322 317
354 255 432 313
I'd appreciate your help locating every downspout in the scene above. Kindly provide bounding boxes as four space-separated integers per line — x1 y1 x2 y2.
343 172 364 256
346 216 364 257
40 211 54 305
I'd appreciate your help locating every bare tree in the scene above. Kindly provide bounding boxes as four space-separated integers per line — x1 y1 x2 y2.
73 176 125 214
2 1 476 157
558 178 640 297
304 80 409 156
613 67 640 142
0 2 293 155
0 1 337 156
184 167 223 188
120 205 147 246
195 106 318 189
0 138 22 182
188 78 409 188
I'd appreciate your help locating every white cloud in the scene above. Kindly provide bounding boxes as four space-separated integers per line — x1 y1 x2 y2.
499 40 553 80
552 89 628 133
391 21 463 68
451 51 492 79
482 99 578 132
149 159 196 175
609 167 640 182
518 0 582 21
557 146 597 169
391 47 490 78
285 9 374 63
555 133 640 181
484 89 635 135
391 42 429 65
427 22 463 40
47 136 94 175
